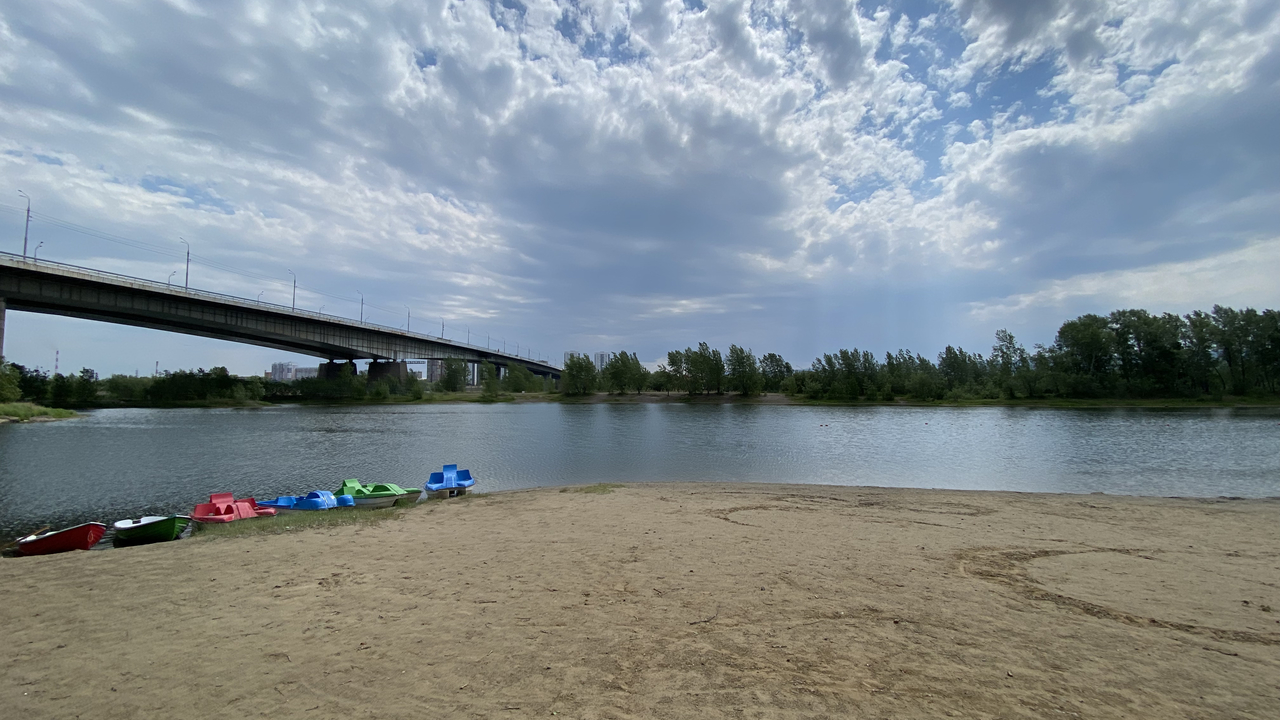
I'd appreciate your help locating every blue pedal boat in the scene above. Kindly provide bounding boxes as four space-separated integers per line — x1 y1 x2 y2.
425 464 476 498
257 491 343 513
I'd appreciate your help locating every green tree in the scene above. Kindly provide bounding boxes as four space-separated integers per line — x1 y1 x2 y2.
73 368 99 406
601 352 627 394
666 350 688 394
650 365 673 395
503 363 537 393
561 354 598 396
726 345 762 396
438 357 468 392
479 361 501 400
103 374 152 403
0 358 21 403
11 363 50 402
48 373 74 407
759 353 792 393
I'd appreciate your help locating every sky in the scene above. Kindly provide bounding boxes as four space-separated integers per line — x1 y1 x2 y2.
1 0 1278 377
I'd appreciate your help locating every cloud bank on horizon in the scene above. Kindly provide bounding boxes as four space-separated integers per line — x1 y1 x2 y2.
1 0 1278 374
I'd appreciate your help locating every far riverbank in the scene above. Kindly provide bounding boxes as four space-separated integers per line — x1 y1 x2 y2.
55 390 1280 411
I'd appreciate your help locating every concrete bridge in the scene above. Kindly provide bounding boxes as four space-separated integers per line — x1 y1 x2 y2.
0 252 560 382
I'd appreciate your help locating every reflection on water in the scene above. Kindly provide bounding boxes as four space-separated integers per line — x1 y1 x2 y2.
1 403 1278 538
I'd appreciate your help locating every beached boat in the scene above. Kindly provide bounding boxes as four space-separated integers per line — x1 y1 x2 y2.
17 522 107 555
258 491 341 513
425 464 476 498
336 479 411 509
191 493 277 523
113 515 191 547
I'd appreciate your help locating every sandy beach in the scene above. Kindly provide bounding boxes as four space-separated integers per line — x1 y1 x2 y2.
2 483 1278 719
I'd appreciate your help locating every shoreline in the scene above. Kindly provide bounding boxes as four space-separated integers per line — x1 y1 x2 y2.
45 391 1280 412
2 482 1277 718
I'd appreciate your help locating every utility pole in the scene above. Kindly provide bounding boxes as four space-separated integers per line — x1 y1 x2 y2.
17 190 30 258
179 237 190 289
357 291 364 322
466 326 470 345
404 305 411 332
288 269 296 310
441 318 444 338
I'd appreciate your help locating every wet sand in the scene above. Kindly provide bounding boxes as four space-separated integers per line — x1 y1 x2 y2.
2 483 1278 719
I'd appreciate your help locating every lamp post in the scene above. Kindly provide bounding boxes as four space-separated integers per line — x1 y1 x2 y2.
319 305 325 314
257 291 265 302
17 190 30 258
440 318 444 338
404 305 411 332
466 325 470 345
32 241 43 261
179 237 190 289
168 270 177 285
357 291 364 322
287 269 296 310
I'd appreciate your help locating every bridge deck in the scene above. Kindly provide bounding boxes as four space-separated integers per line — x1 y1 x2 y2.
0 252 560 377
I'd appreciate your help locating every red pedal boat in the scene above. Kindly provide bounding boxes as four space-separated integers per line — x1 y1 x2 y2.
191 492 278 523
17 522 107 555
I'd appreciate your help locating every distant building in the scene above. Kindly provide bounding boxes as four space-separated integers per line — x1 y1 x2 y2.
426 359 444 383
593 351 611 371
564 350 585 366
270 362 297 382
294 366 318 380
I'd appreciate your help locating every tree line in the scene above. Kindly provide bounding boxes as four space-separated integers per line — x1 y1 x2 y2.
0 355 557 408
560 305 1280 401
5 304 1276 407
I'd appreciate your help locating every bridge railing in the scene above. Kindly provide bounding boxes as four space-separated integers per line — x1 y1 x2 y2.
0 251 561 370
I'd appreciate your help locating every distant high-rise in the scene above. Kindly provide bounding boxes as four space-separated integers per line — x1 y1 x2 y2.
564 350 585 366
593 351 610 370
270 362 297 382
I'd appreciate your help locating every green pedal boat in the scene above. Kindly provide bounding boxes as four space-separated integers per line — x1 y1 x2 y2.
112 515 192 547
336 480 421 508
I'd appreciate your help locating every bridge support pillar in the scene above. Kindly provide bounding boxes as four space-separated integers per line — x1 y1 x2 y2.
318 360 358 381
367 360 408 386
0 297 5 359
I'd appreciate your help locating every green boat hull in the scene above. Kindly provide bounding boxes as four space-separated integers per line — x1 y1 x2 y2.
337 479 412 504
113 515 191 547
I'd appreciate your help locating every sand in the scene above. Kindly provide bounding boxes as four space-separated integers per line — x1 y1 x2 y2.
2 483 1278 719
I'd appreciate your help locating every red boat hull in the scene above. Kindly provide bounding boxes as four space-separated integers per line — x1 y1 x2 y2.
191 493 277 523
18 522 107 555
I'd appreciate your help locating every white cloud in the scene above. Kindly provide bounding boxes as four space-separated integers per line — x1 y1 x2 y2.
967 236 1280 322
0 0 1276 373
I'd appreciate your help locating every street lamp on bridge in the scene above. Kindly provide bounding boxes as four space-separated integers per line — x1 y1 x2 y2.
17 190 31 258
357 291 364 323
179 237 190 289
404 305 410 332
168 270 177 285
32 241 43 261
287 269 296 310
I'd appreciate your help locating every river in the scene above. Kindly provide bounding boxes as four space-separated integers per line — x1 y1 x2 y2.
1 403 1278 539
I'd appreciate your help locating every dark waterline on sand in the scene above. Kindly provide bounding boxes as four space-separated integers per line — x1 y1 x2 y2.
1 403 1278 539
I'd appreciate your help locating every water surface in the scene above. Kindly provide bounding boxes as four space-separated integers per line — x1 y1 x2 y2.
2 403 1277 539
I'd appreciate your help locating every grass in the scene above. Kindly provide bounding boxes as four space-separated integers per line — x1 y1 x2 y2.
191 506 410 539
0 402 77 421
560 483 627 494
